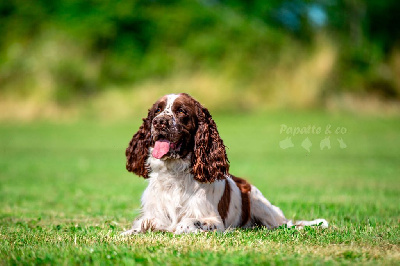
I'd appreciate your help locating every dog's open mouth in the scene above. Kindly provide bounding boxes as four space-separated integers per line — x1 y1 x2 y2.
152 139 182 159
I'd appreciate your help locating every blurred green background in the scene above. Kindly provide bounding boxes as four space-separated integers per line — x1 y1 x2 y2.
1 0 399 120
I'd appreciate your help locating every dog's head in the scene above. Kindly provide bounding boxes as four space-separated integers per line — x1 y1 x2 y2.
126 93 229 182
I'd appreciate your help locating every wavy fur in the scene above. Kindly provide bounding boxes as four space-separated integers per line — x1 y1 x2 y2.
191 100 229 183
125 104 156 178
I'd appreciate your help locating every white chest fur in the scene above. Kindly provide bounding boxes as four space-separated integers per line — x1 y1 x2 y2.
140 155 225 231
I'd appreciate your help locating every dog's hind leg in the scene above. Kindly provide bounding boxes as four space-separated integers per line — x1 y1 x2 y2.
286 219 329 229
248 186 288 229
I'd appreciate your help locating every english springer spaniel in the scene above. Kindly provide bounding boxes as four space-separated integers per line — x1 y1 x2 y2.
123 93 328 234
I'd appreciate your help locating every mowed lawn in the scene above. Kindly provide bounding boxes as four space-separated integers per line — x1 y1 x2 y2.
0 111 399 264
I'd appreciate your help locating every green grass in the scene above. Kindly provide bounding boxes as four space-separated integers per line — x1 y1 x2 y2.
1 111 399 264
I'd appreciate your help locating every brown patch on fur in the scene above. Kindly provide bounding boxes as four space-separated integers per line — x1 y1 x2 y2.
190 95 229 183
218 179 231 225
126 100 164 178
231 175 251 227
141 219 156 232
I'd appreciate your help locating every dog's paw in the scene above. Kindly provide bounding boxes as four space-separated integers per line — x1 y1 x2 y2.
175 220 203 234
175 219 221 234
140 218 158 232
198 221 218 231
121 218 164 235
312 218 329 228
121 228 140 236
288 218 329 229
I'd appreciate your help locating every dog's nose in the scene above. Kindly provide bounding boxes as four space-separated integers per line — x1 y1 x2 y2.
153 116 170 129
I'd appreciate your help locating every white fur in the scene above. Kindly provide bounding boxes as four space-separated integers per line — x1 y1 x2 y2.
286 219 329 229
122 153 328 234
123 154 225 234
151 94 180 135
155 94 179 119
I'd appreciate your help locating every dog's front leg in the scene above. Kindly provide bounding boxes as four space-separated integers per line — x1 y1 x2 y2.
174 217 224 234
122 217 166 235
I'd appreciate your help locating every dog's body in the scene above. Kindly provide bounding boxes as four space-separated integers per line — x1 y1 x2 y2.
123 93 327 234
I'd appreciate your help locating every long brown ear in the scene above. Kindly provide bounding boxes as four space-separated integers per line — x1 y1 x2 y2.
191 101 229 183
125 107 154 178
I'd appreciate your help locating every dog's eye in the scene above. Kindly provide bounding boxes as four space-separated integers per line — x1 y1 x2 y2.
177 108 186 115
155 108 161 114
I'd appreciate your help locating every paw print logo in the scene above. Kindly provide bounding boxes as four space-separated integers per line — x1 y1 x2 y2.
279 137 294 149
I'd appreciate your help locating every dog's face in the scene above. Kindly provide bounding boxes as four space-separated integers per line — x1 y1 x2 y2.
126 93 229 182
150 94 197 160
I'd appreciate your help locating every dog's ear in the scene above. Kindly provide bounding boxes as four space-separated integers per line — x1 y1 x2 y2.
191 100 229 183
126 105 156 178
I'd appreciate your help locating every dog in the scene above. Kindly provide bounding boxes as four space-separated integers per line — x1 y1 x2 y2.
123 93 328 234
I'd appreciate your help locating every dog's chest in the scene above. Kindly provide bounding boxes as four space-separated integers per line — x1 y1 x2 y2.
147 172 200 218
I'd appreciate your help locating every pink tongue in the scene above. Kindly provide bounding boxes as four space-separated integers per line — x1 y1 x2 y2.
152 141 170 159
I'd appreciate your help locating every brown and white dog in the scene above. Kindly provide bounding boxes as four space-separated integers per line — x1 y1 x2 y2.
123 93 328 234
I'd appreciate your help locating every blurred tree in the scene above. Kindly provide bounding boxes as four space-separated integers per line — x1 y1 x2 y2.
0 0 399 104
